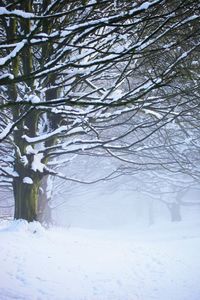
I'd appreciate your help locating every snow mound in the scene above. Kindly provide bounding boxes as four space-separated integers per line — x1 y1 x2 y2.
0 219 45 236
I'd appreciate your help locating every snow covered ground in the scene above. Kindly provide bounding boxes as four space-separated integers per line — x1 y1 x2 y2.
0 220 200 300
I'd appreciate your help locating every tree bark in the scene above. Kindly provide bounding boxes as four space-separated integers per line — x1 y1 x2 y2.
13 177 40 222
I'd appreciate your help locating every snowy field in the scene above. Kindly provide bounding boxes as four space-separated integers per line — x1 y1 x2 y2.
0 220 200 300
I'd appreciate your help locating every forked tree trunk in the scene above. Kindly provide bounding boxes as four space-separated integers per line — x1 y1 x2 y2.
9 1 59 223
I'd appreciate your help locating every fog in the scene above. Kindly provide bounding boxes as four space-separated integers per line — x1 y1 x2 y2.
1 154 200 230
51 155 200 230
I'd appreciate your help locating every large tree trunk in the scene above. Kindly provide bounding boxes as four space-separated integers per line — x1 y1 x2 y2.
11 105 41 222
7 0 60 223
13 177 40 222
8 0 41 222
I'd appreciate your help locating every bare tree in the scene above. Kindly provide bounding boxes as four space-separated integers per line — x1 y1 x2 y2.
0 0 199 221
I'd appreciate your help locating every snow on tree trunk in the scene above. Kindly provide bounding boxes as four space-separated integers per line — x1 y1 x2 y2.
38 175 53 225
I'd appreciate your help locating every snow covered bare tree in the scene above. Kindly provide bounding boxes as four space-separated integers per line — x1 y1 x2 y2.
0 0 199 221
